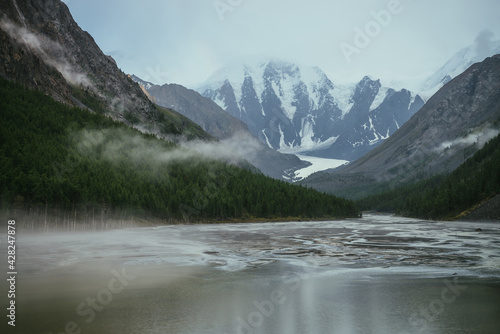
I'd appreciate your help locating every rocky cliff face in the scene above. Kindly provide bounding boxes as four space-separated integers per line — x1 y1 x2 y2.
132 75 250 140
199 59 424 161
131 76 309 181
315 76 424 160
303 55 500 194
0 0 210 140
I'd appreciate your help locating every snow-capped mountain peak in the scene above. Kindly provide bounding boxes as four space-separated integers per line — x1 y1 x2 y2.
419 38 500 100
199 58 424 161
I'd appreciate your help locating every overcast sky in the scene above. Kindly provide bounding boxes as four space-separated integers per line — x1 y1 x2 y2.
64 0 500 88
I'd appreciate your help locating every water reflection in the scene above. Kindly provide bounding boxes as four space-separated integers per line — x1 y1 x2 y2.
5 215 500 333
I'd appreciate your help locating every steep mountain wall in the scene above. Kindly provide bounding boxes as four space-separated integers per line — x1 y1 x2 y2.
303 55 500 194
0 0 210 140
132 76 310 181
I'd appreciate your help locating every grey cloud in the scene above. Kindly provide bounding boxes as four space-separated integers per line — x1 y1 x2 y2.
435 125 500 153
474 29 495 59
75 128 262 168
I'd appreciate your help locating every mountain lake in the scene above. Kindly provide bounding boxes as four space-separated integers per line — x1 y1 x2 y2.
4 214 500 334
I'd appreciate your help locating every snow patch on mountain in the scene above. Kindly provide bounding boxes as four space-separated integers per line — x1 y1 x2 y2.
332 84 355 117
261 129 272 148
370 87 389 112
300 66 323 109
279 135 340 155
212 93 226 110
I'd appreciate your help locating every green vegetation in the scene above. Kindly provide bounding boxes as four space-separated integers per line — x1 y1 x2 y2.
154 103 214 141
357 133 500 220
70 85 109 114
0 78 358 223
69 84 212 141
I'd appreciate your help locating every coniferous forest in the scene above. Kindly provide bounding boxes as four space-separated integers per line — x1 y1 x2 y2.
0 78 359 224
357 131 500 220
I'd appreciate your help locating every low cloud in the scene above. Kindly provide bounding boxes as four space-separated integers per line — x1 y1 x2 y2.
474 29 495 60
181 131 262 164
75 128 262 168
435 125 500 153
0 18 91 87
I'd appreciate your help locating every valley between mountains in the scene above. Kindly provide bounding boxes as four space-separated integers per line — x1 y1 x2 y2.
1 0 499 223
1 2 500 334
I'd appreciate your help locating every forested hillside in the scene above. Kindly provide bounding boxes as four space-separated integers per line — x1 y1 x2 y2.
357 131 500 220
0 78 358 223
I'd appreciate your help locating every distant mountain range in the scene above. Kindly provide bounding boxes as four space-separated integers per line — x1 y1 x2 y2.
0 0 359 221
303 54 500 196
11 0 495 187
0 0 308 181
130 75 309 180
190 37 500 176
197 60 425 161
131 75 249 140
2 0 499 221
135 37 500 181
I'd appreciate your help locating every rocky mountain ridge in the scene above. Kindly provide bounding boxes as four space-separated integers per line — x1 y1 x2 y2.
131 75 309 181
419 37 500 99
303 54 500 195
0 0 210 140
132 75 249 140
199 59 425 161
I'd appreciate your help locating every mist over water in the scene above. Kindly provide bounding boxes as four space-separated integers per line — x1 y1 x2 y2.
5 215 500 334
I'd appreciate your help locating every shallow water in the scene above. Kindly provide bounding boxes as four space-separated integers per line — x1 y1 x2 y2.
2 214 500 333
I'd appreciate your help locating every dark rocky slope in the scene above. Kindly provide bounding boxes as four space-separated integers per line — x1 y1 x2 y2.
132 76 249 140
132 76 309 181
303 55 500 194
461 195 500 221
0 0 210 140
